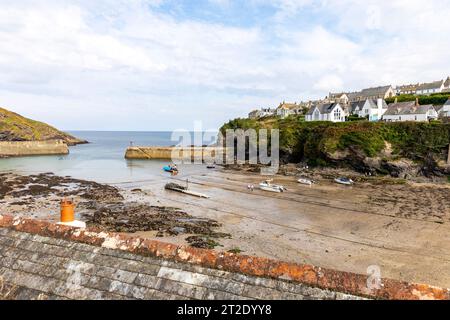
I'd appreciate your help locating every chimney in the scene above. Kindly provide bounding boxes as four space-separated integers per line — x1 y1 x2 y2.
377 98 383 109
415 97 419 106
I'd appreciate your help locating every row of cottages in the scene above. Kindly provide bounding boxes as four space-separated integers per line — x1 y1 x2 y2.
396 77 450 95
382 99 438 122
305 103 345 122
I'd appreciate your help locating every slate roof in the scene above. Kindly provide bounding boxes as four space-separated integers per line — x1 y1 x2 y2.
349 100 365 113
360 85 392 97
445 77 450 88
366 99 388 109
306 103 339 115
1 215 448 301
444 98 450 106
329 93 347 99
416 80 444 91
384 101 435 116
435 105 444 113
397 84 419 92
0 227 360 300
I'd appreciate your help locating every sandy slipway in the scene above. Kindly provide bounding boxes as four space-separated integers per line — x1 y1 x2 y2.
0 172 229 249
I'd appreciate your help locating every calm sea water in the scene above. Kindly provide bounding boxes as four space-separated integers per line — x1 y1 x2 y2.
0 131 214 184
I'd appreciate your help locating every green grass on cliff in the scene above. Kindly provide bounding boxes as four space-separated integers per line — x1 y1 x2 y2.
220 116 450 164
0 107 83 144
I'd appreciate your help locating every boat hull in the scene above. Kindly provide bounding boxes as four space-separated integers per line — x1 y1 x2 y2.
298 179 312 185
259 183 284 193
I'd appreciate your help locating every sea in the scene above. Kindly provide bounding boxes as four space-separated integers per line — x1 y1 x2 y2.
0 131 216 184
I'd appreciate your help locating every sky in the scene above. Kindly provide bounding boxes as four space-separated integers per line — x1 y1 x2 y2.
0 0 450 131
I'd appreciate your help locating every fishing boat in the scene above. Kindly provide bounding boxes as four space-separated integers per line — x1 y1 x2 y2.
334 177 354 185
259 180 285 193
297 178 313 186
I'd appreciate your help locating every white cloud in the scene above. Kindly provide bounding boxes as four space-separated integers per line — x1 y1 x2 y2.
0 0 450 130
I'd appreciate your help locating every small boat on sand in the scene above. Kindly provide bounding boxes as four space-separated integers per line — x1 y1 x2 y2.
334 177 354 185
259 180 285 193
163 165 178 173
206 165 216 169
298 178 313 186
164 182 210 198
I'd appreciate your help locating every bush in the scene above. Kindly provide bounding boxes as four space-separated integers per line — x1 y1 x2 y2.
386 93 450 105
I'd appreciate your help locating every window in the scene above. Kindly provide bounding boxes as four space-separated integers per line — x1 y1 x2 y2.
314 110 320 121
333 108 341 120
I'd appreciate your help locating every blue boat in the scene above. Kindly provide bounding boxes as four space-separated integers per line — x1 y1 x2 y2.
163 165 178 173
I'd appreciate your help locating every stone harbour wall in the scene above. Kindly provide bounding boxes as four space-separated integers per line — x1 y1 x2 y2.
125 146 228 161
0 140 69 157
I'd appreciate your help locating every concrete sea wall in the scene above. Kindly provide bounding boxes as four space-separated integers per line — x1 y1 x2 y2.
0 140 69 157
125 146 228 161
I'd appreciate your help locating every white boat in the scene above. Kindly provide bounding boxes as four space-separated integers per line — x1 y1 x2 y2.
297 178 313 186
334 177 354 185
259 180 285 193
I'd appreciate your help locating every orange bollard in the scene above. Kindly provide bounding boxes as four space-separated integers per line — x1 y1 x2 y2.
60 199 75 223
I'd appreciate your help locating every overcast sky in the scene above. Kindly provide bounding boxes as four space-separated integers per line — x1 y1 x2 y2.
0 0 449 131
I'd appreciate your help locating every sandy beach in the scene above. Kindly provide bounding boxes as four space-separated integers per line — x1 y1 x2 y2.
1 167 450 288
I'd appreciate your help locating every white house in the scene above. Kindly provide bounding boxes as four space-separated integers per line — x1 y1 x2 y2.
382 101 438 122
438 99 450 118
305 103 345 122
348 100 366 116
276 102 299 118
248 108 275 119
358 99 388 121
415 80 445 95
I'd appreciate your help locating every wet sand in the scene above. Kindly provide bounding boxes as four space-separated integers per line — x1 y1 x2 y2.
2 168 450 288
117 167 450 288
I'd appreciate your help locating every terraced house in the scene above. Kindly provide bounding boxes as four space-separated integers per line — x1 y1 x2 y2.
382 100 438 122
347 85 395 102
415 80 445 95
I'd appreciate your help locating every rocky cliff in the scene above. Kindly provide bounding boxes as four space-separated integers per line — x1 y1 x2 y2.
220 117 450 178
0 107 87 146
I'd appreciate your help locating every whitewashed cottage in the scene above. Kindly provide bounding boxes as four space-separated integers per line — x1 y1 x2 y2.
305 103 345 122
438 99 450 118
358 99 388 121
382 100 438 122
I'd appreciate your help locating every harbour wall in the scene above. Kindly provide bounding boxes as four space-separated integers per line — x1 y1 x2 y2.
125 146 228 161
0 140 69 157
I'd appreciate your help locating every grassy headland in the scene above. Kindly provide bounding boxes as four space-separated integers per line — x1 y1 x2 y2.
0 107 86 145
